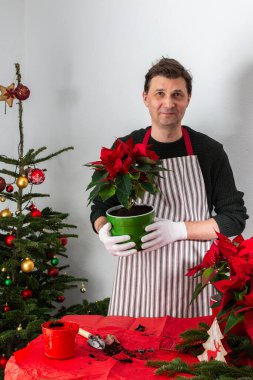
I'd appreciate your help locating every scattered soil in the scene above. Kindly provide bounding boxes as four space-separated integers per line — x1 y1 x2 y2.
109 205 152 217
48 322 64 328
104 341 155 361
134 324 146 332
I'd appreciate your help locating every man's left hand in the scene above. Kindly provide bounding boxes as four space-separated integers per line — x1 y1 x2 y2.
141 218 187 252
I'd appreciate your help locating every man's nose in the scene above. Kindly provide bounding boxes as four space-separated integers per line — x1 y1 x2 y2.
163 96 175 108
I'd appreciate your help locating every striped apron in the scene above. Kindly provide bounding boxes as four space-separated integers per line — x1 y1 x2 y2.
108 127 213 318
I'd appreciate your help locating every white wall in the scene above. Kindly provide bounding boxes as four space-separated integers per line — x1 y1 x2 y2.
0 0 25 153
1 0 253 305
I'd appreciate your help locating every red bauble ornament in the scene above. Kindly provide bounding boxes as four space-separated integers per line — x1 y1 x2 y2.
21 289 33 299
3 304 10 312
30 209 42 217
0 177 6 191
48 267 59 277
6 184 14 193
28 168 45 185
28 202 36 211
56 295 65 303
14 84 30 101
0 355 8 369
5 235 15 246
59 236 68 246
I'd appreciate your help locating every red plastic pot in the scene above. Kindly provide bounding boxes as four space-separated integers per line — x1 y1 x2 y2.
41 320 79 359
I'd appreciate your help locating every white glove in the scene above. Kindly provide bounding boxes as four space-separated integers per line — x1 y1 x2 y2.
98 222 137 257
141 218 187 252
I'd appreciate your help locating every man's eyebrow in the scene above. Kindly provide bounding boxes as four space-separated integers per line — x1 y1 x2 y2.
154 88 184 93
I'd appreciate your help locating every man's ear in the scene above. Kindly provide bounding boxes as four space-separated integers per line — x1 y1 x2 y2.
142 91 148 107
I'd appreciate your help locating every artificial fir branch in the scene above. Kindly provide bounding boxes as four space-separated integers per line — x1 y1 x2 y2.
175 322 209 356
146 358 253 379
55 297 110 318
0 168 19 177
21 192 50 202
33 146 74 164
0 156 19 165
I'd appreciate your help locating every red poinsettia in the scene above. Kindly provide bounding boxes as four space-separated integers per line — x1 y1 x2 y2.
86 137 165 209
186 232 253 334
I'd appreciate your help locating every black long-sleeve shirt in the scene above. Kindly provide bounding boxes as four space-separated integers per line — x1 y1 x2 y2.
90 126 248 237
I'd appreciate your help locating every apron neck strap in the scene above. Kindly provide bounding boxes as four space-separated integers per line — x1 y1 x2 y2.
181 126 194 155
142 126 194 156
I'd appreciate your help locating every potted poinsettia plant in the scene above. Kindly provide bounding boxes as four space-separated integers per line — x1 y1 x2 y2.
86 137 166 249
186 232 253 339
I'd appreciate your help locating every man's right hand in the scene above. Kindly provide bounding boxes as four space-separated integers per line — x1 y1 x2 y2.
98 223 137 257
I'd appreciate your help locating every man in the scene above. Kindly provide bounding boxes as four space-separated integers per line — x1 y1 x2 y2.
90 58 248 318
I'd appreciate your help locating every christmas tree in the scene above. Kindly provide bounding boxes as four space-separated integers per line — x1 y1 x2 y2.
0 63 87 376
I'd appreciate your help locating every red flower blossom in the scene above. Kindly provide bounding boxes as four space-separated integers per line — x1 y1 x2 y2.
186 241 221 276
187 232 253 334
86 137 166 209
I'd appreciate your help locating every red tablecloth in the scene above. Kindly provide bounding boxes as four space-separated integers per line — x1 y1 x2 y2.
4 314 213 380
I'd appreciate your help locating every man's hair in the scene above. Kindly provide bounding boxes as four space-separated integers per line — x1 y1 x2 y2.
144 57 192 95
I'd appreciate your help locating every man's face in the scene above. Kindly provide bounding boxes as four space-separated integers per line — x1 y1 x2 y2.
143 76 191 130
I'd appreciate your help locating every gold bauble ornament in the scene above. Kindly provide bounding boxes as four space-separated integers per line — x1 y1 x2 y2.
0 208 13 217
0 196 6 202
16 175 29 189
16 324 23 332
21 257 35 273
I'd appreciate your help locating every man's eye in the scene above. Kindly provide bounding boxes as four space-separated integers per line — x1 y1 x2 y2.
156 91 164 97
173 92 183 98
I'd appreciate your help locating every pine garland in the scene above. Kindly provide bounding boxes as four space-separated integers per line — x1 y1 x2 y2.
175 322 209 357
174 322 253 365
146 322 253 379
146 358 253 379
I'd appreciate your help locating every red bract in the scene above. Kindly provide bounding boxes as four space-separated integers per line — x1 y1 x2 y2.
115 137 134 156
214 273 247 294
133 143 159 162
186 241 221 276
237 237 253 259
215 232 239 259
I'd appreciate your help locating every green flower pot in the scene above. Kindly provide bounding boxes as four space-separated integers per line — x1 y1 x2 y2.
106 204 155 251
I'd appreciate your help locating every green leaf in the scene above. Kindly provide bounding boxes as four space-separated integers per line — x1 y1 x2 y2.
87 183 103 205
189 282 206 304
141 182 157 195
86 169 108 191
99 184 116 201
136 157 157 165
202 267 215 285
129 172 140 180
134 163 153 172
224 310 245 334
115 174 132 209
236 287 248 301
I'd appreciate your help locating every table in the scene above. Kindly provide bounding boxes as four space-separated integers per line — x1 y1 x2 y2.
4 314 213 380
